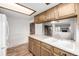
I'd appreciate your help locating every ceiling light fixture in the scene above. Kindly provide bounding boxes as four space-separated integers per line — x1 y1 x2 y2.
0 3 36 15
45 3 50 5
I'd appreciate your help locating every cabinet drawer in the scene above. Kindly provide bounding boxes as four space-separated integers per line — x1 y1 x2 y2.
33 39 40 45
40 46 52 56
59 50 76 56
53 47 76 56
41 42 52 50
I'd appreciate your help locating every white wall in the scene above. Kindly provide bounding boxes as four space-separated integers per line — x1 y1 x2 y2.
7 17 31 48
35 24 43 35
0 8 34 48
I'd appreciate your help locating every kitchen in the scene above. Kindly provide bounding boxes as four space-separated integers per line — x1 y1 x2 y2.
0 3 79 56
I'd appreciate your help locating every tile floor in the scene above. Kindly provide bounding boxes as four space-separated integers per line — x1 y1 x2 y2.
7 43 33 56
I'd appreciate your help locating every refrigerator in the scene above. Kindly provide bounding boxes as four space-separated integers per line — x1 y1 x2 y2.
0 14 9 56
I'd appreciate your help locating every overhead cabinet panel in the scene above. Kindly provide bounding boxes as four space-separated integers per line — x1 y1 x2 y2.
34 15 40 23
54 6 59 20
46 8 55 21
34 3 78 23
58 4 76 19
39 12 46 23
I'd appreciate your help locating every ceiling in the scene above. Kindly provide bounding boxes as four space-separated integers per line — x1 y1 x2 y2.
20 3 59 16
0 3 59 18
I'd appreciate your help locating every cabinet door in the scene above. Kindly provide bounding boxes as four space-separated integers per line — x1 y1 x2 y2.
40 46 52 56
53 47 76 56
39 13 46 23
29 37 33 53
45 10 50 21
46 9 55 21
53 47 60 55
32 39 41 56
54 6 59 20
34 15 39 23
40 42 52 56
33 44 40 56
58 3 76 18
49 8 55 21
59 49 76 56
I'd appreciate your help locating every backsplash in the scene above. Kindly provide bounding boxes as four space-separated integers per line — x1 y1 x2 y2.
43 17 77 41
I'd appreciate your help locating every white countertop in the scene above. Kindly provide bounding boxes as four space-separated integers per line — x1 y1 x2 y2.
29 34 79 56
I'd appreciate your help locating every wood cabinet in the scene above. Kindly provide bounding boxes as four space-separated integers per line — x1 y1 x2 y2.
34 15 40 23
34 12 46 23
39 12 46 23
29 37 34 53
29 37 41 56
53 47 76 56
33 42 40 56
40 46 52 56
33 39 41 56
54 6 59 20
40 42 53 56
29 37 76 56
34 3 78 23
58 3 76 19
45 8 55 21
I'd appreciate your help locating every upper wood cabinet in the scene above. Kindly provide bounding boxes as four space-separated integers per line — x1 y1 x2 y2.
34 15 39 23
39 12 46 23
34 12 46 23
53 6 59 20
58 3 76 19
45 8 55 21
34 3 78 23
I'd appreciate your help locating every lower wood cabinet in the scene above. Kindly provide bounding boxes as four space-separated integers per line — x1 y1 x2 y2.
33 39 41 56
40 46 52 56
29 37 33 53
29 37 76 56
53 47 76 56
29 37 41 56
40 42 53 56
33 43 40 56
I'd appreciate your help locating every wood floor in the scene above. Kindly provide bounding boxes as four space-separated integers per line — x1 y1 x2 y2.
7 43 33 56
